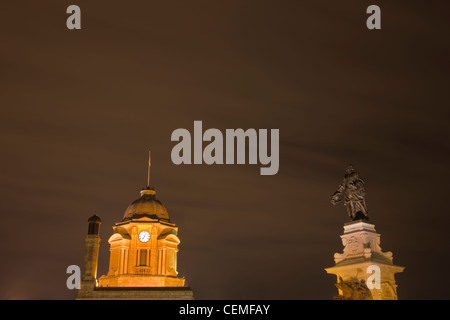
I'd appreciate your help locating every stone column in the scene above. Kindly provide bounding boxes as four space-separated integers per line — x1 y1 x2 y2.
78 215 101 299
82 215 101 281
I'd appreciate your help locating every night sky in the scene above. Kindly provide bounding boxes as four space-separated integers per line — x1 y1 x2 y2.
1 1 449 299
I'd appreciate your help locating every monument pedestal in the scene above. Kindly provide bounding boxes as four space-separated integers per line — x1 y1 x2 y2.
325 220 404 300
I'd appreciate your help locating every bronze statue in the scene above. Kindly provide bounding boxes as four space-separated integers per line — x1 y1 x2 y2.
334 276 373 300
331 165 369 221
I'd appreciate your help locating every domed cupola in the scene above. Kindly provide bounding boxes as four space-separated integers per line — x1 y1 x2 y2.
122 188 170 221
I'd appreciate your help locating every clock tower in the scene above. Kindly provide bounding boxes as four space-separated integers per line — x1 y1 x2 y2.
77 186 194 299
98 187 186 287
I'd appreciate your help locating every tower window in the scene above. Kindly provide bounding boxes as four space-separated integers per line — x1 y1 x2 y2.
139 249 147 266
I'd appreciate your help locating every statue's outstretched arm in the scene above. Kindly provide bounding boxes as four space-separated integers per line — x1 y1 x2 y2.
331 180 345 205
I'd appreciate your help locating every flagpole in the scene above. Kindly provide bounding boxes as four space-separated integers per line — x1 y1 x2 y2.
147 151 151 188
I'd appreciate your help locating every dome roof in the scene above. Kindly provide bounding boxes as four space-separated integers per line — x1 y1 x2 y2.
88 214 101 223
122 188 169 221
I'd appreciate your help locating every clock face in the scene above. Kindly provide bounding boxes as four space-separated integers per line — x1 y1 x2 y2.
138 231 150 243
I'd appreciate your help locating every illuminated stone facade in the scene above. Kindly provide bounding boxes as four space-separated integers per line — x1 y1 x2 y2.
77 188 193 300
325 220 404 300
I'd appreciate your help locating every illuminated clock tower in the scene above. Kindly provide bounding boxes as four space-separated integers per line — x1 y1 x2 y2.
98 187 185 287
77 186 194 299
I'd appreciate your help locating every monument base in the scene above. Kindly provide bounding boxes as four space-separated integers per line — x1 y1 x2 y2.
325 219 404 300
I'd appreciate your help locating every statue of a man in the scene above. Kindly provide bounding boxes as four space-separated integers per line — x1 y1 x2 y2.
331 165 369 221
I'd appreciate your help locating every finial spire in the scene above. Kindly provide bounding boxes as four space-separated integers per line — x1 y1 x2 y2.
147 151 151 188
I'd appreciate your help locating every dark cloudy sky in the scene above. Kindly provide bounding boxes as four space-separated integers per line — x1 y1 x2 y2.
0 1 449 299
